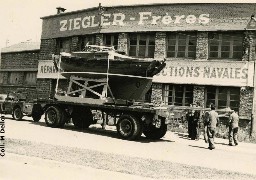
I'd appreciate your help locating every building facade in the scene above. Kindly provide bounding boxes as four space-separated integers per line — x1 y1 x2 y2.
38 3 256 123
0 41 40 99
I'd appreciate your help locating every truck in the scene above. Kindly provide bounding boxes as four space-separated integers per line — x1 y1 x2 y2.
25 74 172 140
0 91 43 122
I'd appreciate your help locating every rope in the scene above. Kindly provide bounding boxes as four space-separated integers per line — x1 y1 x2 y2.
55 55 61 95
106 54 110 98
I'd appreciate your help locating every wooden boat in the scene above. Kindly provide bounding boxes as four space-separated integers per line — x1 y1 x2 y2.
58 45 166 79
53 45 166 102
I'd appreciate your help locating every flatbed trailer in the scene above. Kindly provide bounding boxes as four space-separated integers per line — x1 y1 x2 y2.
29 94 171 140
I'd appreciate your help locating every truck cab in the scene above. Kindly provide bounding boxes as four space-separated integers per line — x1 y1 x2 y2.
0 93 24 120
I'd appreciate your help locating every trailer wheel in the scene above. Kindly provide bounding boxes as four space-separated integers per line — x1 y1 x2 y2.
12 107 23 120
143 119 167 140
116 114 142 140
72 107 93 129
45 106 62 128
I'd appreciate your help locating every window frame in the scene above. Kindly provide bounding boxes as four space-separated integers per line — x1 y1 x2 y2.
128 33 155 58
205 86 240 112
166 32 197 59
103 34 118 50
162 84 193 106
208 32 243 60
57 38 71 53
24 72 37 85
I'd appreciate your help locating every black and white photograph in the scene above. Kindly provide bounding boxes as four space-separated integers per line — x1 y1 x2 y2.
0 0 256 179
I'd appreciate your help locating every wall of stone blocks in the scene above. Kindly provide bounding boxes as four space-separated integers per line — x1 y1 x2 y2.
239 87 253 120
118 33 128 55
71 36 80 52
39 39 57 60
96 34 104 46
36 79 52 99
151 83 163 106
154 32 166 60
1 51 39 69
193 86 205 108
196 32 208 60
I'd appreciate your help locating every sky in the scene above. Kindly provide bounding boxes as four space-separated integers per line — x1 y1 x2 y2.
0 0 255 49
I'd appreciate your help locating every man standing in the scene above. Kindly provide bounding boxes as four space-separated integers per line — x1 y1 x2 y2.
206 104 219 150
228 111 239 146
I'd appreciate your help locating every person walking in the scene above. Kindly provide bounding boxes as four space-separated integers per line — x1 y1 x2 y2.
206 104 219 150
192 102 201 140
187 103 194 139
228 111 239 146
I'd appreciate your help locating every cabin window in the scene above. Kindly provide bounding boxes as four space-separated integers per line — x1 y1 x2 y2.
163 84 193 106
58 38 71 53
24 72 37 85
129 33 155 58
205 86 240 112
209 32 243 60
166 32 197 58
103 34 118 50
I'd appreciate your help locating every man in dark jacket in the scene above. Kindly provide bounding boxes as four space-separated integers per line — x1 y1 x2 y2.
206 104 219 150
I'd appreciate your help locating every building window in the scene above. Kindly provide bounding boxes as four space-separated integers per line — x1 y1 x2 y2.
163 84 193 106
8 72 23 85
209 32 243 59
57 38 71 53
103 34 118 50
80 35 96 50
167 32 197 58
129 33 155 58
205 86 240 112
24 72 37 85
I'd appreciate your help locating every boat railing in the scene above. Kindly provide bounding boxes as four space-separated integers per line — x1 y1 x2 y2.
83 44 115 52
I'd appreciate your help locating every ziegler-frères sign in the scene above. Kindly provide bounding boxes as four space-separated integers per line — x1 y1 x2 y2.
153 60 254 87
59 12 210 31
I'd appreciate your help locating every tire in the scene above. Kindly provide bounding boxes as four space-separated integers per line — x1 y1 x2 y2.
72 107 93 129
116 114 142 140
45 106 63 128
12 107 23 120
143 119 167 140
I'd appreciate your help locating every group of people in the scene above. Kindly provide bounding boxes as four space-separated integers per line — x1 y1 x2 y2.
187 103 239 150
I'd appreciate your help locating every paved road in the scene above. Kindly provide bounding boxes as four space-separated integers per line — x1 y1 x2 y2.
1 115 256 179
1 153 153 180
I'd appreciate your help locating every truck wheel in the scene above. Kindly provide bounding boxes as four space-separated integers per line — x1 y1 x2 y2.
12 107 23 120
116 114 142 140
72 107 93 129
143 119 167 140
45 106 62 128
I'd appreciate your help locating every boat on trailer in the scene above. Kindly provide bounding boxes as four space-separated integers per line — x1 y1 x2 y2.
53 45 166 103
58 45 166 78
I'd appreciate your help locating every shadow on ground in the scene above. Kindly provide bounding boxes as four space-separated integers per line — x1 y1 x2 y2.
27 119 174 144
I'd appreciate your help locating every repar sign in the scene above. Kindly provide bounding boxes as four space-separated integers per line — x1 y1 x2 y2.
60 12 210 31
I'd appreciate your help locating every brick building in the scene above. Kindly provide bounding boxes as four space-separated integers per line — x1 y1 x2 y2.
38 3 256 123
0 41 40 98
